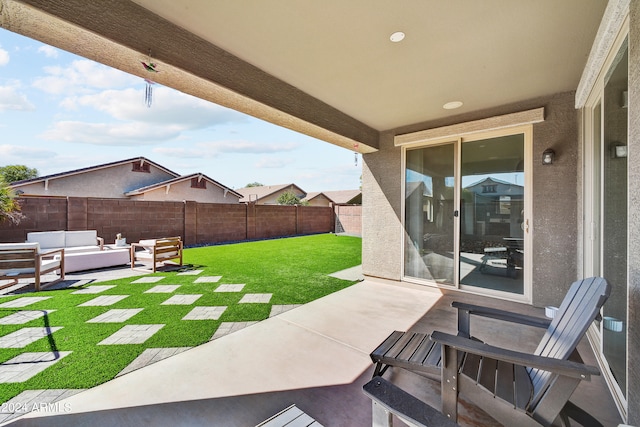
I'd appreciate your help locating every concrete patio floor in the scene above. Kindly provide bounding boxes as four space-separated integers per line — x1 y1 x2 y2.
2 278 623 426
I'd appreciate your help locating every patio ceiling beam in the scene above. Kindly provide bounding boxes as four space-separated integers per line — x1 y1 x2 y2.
0 0 380 153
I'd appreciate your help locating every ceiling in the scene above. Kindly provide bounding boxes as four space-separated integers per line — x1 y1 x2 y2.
1 0 608 151
130 0 606 127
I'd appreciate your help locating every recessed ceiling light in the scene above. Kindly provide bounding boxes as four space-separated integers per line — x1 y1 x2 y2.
390 31 405 43
443 101 463 110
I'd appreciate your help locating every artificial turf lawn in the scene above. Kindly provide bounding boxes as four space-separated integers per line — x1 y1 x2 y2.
0 234 362 404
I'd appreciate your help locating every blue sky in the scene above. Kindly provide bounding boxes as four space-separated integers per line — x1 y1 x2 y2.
0 28 361 192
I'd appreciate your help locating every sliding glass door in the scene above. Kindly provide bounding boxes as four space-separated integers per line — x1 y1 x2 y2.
584 37 628 407
404 129 530 298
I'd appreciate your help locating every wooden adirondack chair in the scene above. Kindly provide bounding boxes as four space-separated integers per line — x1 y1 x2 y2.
369 277 610 426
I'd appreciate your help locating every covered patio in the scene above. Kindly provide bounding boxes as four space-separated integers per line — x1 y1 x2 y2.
1 278 622 426
1 0 638 425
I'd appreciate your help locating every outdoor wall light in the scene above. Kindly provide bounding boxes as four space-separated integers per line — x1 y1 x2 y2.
542 148 555 165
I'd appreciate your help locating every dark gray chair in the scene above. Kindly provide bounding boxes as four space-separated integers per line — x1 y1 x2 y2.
369 277 610 426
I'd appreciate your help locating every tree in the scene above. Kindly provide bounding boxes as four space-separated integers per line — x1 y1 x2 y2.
0 176 24 224
0 165 38 183
244 182 264 188
276 191 309 206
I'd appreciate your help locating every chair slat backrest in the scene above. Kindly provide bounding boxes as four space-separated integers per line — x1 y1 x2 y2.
528 277 610 408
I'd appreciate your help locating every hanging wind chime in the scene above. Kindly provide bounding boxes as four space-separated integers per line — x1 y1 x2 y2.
141 50 159 108
354 143 359 166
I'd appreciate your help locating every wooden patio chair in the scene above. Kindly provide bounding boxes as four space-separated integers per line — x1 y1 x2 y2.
130 237 183 273
0 243 65 292
368 276 610 426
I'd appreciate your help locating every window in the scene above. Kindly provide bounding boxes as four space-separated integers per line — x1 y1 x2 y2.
132 161 150 173
482 185 497 193
191 177 206 189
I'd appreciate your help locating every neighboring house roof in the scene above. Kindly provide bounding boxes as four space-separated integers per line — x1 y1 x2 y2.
322 189 361 204
10 157 180 188
304 189 362 204
236 183 306 203
124 173 243 198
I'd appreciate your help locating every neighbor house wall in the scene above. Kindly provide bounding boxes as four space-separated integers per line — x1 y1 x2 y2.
363 92 579 307
128 180 240 203
307 194 332 207
14 162 177 198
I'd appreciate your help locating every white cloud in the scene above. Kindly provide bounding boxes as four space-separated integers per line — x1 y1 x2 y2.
255 157 294 168
69 86 246 129
40 121 181 145
0 144 55 159
199 140 300 155
37 45 59 58
152 140 300 159
0 85 35 111
0 48 9 66
32 59 137 94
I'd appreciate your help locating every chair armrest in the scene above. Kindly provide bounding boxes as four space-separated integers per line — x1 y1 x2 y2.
363 376 459 427
452 302 552 328
39 248 65 258
430 331 600 380
97 237 104 250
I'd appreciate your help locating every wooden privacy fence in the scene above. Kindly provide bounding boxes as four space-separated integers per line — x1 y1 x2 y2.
0 197 361 246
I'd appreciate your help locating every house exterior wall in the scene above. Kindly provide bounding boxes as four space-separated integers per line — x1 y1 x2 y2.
363 92 579 307
129 180 240 203
627 1 640 423
14 163 176 198
307 194 332 207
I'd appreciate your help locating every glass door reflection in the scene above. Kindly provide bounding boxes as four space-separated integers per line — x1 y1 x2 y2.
459 135 525 295
404 143 456 284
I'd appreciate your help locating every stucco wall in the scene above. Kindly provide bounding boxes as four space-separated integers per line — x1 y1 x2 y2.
129 180 240 203
14 163 176 198
627 1 640 423
363 92 579 307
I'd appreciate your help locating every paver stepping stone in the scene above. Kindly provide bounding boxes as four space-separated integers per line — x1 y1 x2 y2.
0 389 85 423
117 347 191 377
144 285 181 293
269 305 303 317
239 293 273 304
71 285 116 294
0 310 56 325
182 306 227 320
131 277 165 284
177 269 203 276
0 297 51 309
210 321 258 340
98 324 164 345
67 280 94 288
87 308 143 323
161 294 202 305
78 295 129 307
0 352 72 383
0 327 63 348
194 276 222 283
214 284 245 292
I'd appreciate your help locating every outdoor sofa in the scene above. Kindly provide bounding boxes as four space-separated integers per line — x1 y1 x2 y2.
26 230 129 273
27 230 104 255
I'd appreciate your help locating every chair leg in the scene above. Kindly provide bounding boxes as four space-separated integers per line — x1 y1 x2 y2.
372 401 393 427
